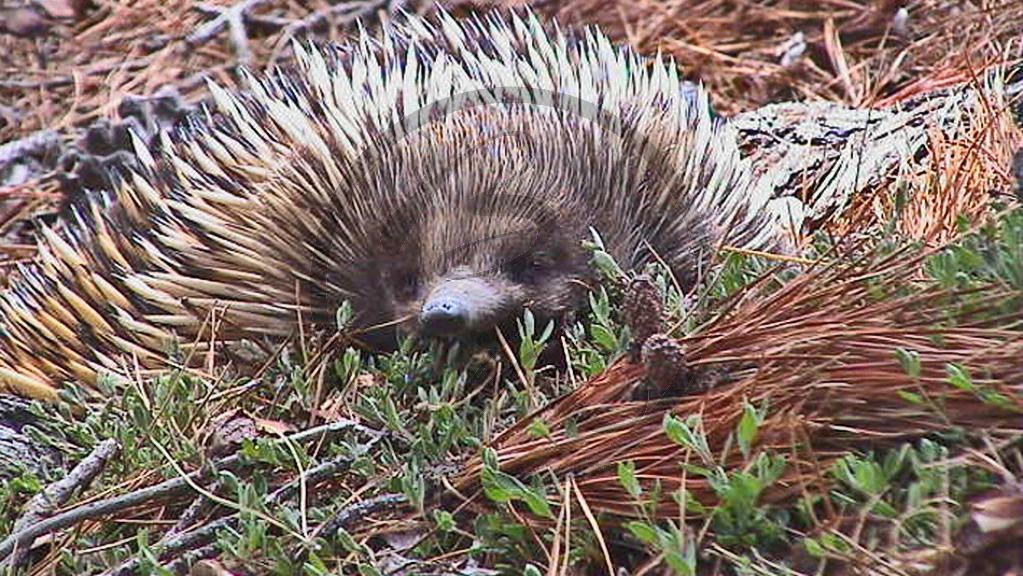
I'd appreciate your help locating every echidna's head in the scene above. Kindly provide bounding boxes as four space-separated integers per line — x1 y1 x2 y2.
389 201 593 343
381 233 592 344
340 108 603 346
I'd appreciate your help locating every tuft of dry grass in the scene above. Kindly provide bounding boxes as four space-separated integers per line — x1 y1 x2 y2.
832 75 1023 244
453 244 1023 518
0 0 417 140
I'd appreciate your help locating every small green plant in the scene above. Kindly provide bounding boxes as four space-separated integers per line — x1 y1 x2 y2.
516 308 554 381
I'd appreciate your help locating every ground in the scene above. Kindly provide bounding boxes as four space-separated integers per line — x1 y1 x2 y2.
0 1 1022 575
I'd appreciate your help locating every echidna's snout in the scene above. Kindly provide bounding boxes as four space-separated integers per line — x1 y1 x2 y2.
418 274 517 338
420 297 468 336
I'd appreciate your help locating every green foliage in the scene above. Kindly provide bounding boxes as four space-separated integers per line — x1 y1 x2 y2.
625 520 697 575
927 209 1023 290
5 209 1022 575
516 308 555 383
480 450 554 519
824 438 999 553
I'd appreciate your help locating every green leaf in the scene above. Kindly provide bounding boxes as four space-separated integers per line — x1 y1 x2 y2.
591 324 617 351
527 418 552 439
736 402 760 459
897 390 925 405
618 460 642 499
520 489 554 519
872 500 899 518
592 250 624 278
482 447 499 470
334 528 362 554
480 468 517 504
819 532 850 553
480 467 553 519
522 308 535 339
433 510 455 532
978 388 1014 409
895 348 921 379
672 489 707 515
663 414 690 448
538 320 555 345
625 521 659 545
718 471 763 510
663 414 710 462
803 537 825 557
946 363 974 391
335 300 354 331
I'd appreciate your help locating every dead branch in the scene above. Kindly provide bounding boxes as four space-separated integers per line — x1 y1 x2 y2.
187 0 272 65
0 129 60 170
99 447 379 576
0 419 369 563
315 493 408 541
3 438 119 570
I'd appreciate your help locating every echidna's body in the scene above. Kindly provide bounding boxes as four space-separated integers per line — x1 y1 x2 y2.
0 10 782 400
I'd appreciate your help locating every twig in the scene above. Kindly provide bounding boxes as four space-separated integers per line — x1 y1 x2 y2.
0 129 59 170
187 0 271 65
101 518 234 576
0 104 21 124
0 420 367 563
276 492 409 572
283 0 387 35
266 0 396 67
0 58 153 90
101 436 382 576
159 479 226 541
3 439 119 570
314 493 408 541
0 459 231 565
163 544 219 575
160 436 368 544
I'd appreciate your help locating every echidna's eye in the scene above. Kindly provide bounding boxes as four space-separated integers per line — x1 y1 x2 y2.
506 252 550 284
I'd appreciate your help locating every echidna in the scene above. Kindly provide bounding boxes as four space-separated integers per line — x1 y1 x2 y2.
0 9 786 400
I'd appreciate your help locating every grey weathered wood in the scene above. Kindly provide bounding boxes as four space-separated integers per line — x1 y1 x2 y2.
732 85 987 233
0 394 62 481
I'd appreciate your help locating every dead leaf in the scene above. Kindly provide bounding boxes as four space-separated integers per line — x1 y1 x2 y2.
971 494 1023 533
190 559 235 576
254 418 295 436
205 411 257 457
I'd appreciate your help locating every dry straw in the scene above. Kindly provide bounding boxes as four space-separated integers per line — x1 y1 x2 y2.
453 243 1023 519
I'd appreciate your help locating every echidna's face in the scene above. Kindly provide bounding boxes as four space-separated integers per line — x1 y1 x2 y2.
379 207 594 344
333 108 610 347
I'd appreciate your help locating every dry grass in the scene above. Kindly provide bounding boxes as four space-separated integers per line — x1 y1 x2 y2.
452 244 1023 517
0 0 419 139
1 0 1022 573
496 0 1023 112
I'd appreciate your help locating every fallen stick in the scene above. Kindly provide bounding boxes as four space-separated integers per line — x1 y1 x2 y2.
4 438 120 569
100 446 380 576
0 419 369 563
